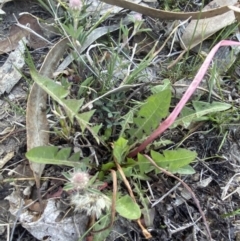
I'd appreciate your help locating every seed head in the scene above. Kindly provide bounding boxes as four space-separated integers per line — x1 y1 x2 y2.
71 191 111 219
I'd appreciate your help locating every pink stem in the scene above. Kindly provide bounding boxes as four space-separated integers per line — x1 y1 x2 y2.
129 40 240 157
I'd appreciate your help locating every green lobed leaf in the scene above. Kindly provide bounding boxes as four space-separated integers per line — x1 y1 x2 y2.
113 137 129 163
116 195 141 220
152 139 174 148
119 110 134 137
55 147 71 160
103 127 112 140
76 110 95 132
172 101 232 128
90 124 103 144
171 106 196 128
26 146 87 168
27 146 58 159
150 79 171 94
101 162 115 171
63 99 84 123
192 101 232 116
137 153 155 175
29 68 100 143
69 152 81 162
128 89 171 140
150 149 197 173
122 166 133 177
31 70 69 100
125 158 137 167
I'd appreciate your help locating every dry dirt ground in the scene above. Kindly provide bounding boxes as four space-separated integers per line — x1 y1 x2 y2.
0 0 240 241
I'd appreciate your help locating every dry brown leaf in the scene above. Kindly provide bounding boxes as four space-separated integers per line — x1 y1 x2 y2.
0 25 27 54
24 199 47 213
100 0 234 20
26 38 69 192
181 0 238 50
0 13 48 54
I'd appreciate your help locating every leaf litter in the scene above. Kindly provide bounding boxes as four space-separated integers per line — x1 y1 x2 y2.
0 0 240 241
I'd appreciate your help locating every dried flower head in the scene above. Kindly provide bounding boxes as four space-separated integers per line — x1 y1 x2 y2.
71 191 111 219
63 169 90 191
70 171 90 190
69 0 82 11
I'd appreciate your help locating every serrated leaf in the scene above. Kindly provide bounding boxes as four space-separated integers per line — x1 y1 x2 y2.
137 153 154 175
122 166 133 177
119 110 134 137
113 138 129 163
116 195 141 220
128 89 171 140
151 79 171 94
27 146 58 159
86 124 102 144
152 139 174 148
26 146 85 168
68 152 80 162
76 110 95 132
55 147 71 160
126 158 137 166
31 70 69 100
101 162 115 171
151 149 197 173
63 99 84 123
30 69 100 142
193 101 231 116
173 101 232 129
171 106 196 128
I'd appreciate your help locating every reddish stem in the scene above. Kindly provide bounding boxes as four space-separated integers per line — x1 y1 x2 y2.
128 40 240 157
